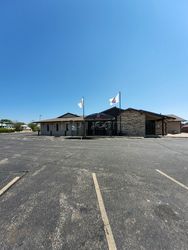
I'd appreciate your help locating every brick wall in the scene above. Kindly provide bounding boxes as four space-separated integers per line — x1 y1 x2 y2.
167 121 181 134
118 110 145 136
155 120 168 135
155 120 163 135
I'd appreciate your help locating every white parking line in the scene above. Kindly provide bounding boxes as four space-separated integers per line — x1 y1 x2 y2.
0 176 21 196
32 165 47 177
156 169 188 191
0 158 9 165
92 173 117 250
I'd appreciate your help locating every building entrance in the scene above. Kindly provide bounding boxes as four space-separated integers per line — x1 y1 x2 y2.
146 120 155 135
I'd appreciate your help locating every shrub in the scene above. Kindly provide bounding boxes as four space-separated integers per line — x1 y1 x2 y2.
13 122 25 131
0 128 15 133
28 123 40 132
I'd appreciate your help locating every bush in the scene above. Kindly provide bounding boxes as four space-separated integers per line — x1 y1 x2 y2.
0 128 15 133
28 123 40 132
13 122 25 131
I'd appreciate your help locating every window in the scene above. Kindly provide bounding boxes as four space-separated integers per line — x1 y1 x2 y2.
47 124 49 131
56 123 59 131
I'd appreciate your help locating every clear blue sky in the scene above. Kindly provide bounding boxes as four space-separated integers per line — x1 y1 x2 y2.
0 0 188 122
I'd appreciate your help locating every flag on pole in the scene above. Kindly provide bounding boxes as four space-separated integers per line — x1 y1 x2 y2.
109 93 119 106
78 98 84 108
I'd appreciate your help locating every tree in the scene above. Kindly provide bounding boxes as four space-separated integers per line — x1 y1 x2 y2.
0 119 13 124
14 122 25 131
28 123 39 132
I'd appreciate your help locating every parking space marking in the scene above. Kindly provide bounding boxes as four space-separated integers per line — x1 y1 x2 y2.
156 169 188 191
32 165 47 176
92 173 117 250
0 158 8 165
0 176 21 196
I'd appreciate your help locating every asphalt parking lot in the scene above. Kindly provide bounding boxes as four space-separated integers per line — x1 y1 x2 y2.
0 133 188 250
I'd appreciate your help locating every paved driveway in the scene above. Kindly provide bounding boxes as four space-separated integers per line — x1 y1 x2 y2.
0 133 188 249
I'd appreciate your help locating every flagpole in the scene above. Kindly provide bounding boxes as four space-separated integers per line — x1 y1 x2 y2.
119 91 121 109
82 97 86 137
82 96 85 118
119 91 122 135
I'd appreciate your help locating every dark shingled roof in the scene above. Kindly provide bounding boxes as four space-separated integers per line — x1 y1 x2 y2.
35 116 83 123
166 114 186 122
85 112 114 121
58 113 80 118
85 107 123 120
35 112 83 123
102 107 124 117
36 108 182 124
124 108 173 119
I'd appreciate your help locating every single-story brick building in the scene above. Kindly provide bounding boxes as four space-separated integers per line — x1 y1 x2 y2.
37 107 179 137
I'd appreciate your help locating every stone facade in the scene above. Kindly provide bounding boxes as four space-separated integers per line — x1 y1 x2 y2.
155 120 163 135
118 110 145 136
167 121 181 134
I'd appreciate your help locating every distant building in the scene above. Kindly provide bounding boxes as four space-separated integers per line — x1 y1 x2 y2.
0 121 14 129
181 123 188 133
20 125 32 131
37 107 178 137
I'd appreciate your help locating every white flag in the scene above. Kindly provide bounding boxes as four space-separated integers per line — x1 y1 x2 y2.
78 98 84 108
109 93 119 106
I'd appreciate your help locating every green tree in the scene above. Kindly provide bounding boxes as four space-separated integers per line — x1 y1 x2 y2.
0 119 13 124
28 123 39 132
14 122 25 131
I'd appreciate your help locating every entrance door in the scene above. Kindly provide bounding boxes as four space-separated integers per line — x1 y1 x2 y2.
146 120 155 135
87 121 107 136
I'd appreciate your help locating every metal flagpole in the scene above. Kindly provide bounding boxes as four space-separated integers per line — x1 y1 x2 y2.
82 97 86 137
82 97 85 118
119 91 122 135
